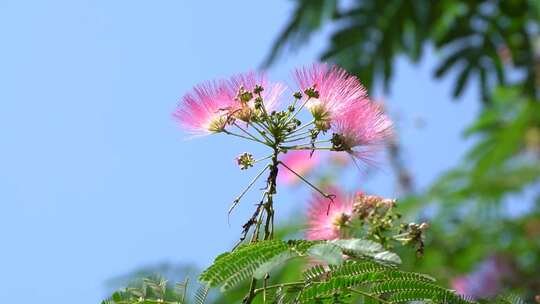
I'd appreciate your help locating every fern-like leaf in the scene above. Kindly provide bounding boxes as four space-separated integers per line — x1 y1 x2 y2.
199 240 290 291
193 285 210 304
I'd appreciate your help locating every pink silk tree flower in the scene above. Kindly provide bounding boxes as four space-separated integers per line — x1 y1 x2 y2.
306 187 354 240
294 63 368 131
223 71 286 121
451 276 469 295
172 80 235 136
278 150 321 185
330 100 393 162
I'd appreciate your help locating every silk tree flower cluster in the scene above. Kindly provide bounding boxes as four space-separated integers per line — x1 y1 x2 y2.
173 64 392 160
173 63 394 247
306 187 428 254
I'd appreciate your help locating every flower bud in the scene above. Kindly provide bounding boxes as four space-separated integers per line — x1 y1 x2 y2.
236 152 255 170
304 86 320 99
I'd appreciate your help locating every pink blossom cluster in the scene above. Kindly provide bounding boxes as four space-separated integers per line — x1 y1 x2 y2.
173 63 393 161
294 64 393 159
172 71 284 136
305 187 399 241
306 187 355 240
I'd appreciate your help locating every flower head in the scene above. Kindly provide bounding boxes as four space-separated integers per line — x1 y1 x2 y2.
331 101 393 161
224 71 285 122
306 187 354 240
173 81 234 136
353 192 396 219
294 63 368 131
278 150 321 185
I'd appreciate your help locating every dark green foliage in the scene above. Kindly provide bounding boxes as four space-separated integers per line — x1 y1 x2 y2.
199 239 400 291
266 0 539 101
284 259 472 303
200 240 291 290
263 0 337 67
199 241 472 303
396 87 540 300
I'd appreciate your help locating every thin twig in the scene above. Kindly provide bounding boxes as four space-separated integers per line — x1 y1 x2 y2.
288 119 314 135
254 155 273 164
223 129 265 144
284 97 311 126
283 132 313 143
232 199 265 251
233 123 267 144
284 140 331 147
278 161 335 203
282 145 334 151
228 165 270 218
250 121 273 143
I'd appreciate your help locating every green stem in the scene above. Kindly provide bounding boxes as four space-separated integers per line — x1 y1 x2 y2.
249 121 273 143
254 154 273 164
253 120 271 131
233 123 268 145
283 130 313 142
284 97 311 126
289 140 331 146
223 129 265 144
288 119 314 135
282 145 334 151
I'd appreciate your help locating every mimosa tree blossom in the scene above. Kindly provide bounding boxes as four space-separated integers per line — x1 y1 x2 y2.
330 101 393 161
306 188 354 240
173 72 286 136
223 71 286 123
172 81 233 136
173 64 395 246
294 63 368 131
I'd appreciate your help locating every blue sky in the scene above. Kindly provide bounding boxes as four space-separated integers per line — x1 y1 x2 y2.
0 1 479 303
